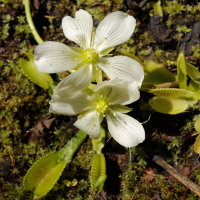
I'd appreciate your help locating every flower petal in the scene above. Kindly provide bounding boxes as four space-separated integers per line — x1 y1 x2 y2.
96 56 144 86
54 63 93 95
106 111 145 147
94 11 136 53
49 91 95 116
92 77 140 105
34 41 83 73
74 111 102 139
62 9 93 49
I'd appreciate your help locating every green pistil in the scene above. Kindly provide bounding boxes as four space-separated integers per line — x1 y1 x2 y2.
96 99 109 115
83 49 99 64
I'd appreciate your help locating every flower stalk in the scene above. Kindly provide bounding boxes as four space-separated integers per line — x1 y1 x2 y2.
24 0 44 44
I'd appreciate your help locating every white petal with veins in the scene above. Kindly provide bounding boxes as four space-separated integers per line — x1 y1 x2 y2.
49 92 94 115
96 56 144 86
54 63 93 95
34 41 83 73
62 9 93 49
92 77 140 105
106 111 145 147
94 11 136 53
74 110 102 139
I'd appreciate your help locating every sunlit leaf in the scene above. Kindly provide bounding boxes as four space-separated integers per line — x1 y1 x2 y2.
20 53 53 90
186 62 200 84
177 52 187 89
188 79 200 92
91 153 106 193
195 116 200 133
109 104 133 113
143 60 177 84
194 134 200 154
24 151 59 191
149 96 188 114
149 88 193 98
177 52 187 75
33 160 67 199
149 0 163 17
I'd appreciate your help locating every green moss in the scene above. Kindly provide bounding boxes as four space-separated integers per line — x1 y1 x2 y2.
163 1 185 17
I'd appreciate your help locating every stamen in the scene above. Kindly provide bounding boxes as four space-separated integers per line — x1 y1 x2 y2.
100 95 103 98
75 58 77 60
92 32 94 35
96 67 99 70
98 41 102 44
103 114 106 117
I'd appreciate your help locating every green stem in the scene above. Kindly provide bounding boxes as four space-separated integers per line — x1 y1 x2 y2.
24 0 44 44
57 129 88 161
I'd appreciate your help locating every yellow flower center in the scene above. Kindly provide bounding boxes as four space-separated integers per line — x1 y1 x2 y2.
96 99 109 115
83 48 99 64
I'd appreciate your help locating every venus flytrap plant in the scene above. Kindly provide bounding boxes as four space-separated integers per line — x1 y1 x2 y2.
34 9 144 92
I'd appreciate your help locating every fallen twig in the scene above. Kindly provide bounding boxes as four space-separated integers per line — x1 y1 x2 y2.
153 155 200 197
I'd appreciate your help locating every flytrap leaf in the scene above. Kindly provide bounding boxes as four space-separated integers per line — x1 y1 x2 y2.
186 62 200 84
143 60 177 84
194 135 200 154
177 52 187 89
24 130 87 199
24 151 68 199
194 116 200 154
188 79 200 92
149 88 194 98
91 153 106 193
19 53 53 90
92 126 106 155
149 97 189 114
195 116 200 133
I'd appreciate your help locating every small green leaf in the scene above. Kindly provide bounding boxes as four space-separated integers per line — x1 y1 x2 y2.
149 88 193 98
194 134 200 154
24 151 59 191
20 53 53 90
143 60 177 84
188 79 200 92
186 62 200 84
149 0 163 17
109 104 133 113
177 52 187 75
78 109 96 119
91 153 106 193
33 160 67 199
92 126 106 155
177 52 187 89
100 47 114 55
63 180 71 187
94 175 107 188
149 96 188 114
195 116 200 133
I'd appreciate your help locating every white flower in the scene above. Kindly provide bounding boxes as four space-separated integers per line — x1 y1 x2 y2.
34 9 144 92
49 78 145 148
